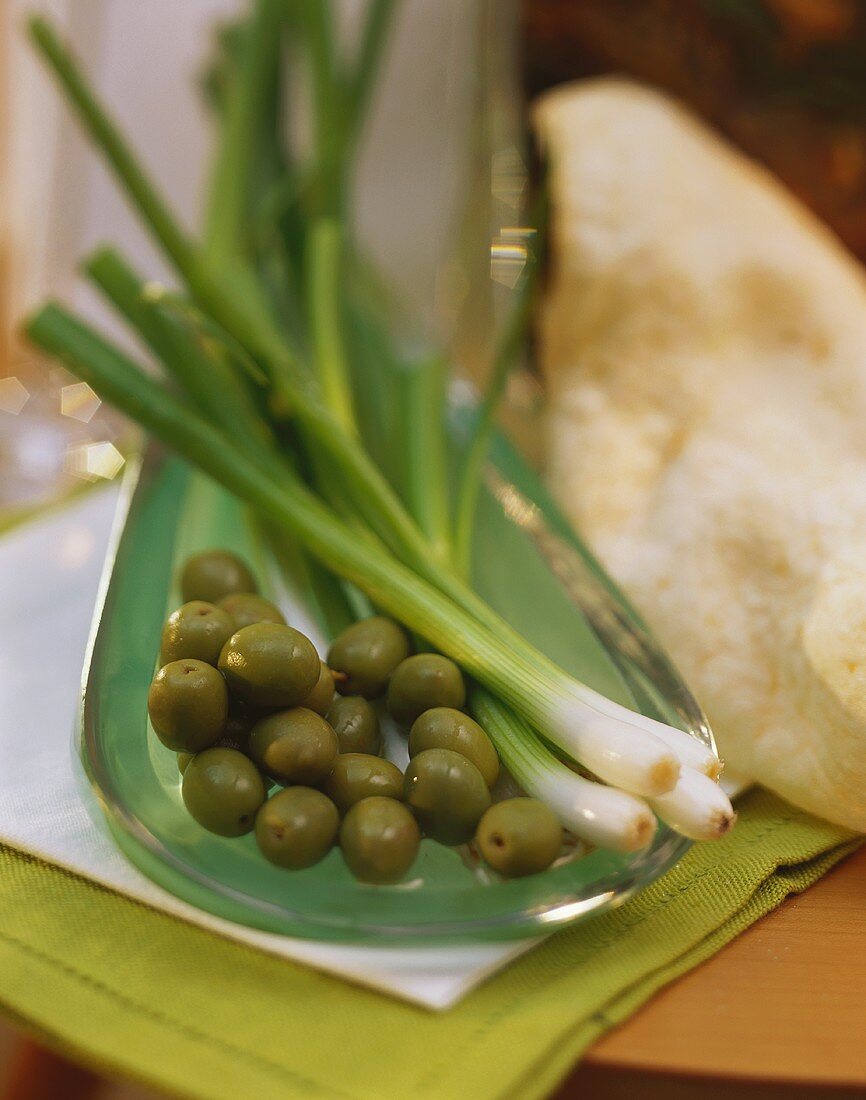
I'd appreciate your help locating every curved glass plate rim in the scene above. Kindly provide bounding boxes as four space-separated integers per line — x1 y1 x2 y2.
76 445 704 943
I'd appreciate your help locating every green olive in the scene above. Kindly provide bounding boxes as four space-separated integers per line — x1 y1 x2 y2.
249 707 338 786
218 622 320 708
159 601 235 666
403 748 491 845
181 747 266 836
476 798 562 877
214 705 259 754
325 696 381 755
217 592 286 630
255 787 339 869
386 654 466 726
340 797 420 884
180 549 257 604
323 754 404 814
147 659 228 752
177 752 194 775
300 662 336 716
408 707 499 788
327 616 410 698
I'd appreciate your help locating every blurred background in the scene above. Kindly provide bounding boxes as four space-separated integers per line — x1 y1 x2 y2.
525 0 866 258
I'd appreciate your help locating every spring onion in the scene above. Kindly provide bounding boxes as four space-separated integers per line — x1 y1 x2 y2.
472 689 657 852
29 301 685 800
649 768 737 841
24 3 732 854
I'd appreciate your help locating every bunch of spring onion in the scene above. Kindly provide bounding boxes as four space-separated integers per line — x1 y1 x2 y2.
24 0 735 854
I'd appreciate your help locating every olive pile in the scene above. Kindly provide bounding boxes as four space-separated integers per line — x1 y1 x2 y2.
147 549 564 883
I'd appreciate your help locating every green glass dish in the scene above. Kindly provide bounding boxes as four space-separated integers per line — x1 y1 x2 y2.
77 443 714 943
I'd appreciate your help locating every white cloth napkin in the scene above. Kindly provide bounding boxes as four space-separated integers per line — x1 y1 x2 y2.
0 485 538 1009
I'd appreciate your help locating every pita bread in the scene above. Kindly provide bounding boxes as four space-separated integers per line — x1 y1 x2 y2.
535 78 866 831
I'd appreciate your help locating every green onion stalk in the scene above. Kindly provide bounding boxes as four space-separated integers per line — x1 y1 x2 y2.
24 3 732 848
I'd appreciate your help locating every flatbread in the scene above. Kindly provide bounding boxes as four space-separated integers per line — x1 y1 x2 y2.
535 78 866 831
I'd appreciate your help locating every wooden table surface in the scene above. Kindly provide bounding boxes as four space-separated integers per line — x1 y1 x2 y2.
559 844 866 1097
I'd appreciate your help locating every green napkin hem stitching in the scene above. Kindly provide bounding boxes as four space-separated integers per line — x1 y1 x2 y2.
0 843 363 987
0 997 196 1100
411 809 814 1096
498 839 863 1100
0 923 355 1100
0 805 852 1100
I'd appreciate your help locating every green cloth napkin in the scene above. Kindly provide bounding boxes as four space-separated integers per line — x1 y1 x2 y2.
0 788 858 1100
